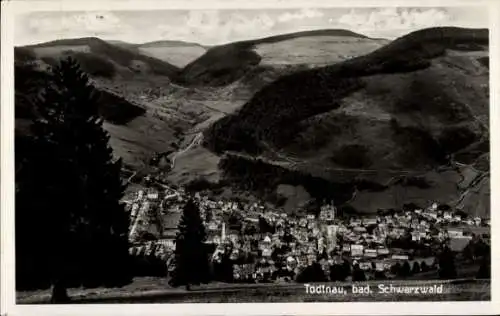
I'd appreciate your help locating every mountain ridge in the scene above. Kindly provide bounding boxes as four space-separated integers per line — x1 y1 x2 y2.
178 28 389 86
201 26 489 216
18 37 180 78
13 27 490 217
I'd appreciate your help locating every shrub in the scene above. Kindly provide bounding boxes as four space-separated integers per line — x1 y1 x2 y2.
420 261 429 272
296 263 327 283
352 265 367 282
412 261 421 274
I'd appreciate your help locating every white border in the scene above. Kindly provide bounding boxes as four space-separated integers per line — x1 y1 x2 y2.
4 0 498 11
1 1 16 316
2 0 499 315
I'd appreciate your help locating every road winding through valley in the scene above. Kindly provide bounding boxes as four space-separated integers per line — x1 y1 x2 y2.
170 132 204 169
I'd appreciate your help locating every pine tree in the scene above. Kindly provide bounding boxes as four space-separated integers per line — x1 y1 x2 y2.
15 57 132 303
400 261 411 277
438 245 457 279
170 199 210 289
476 243 491 279
476 255 490 279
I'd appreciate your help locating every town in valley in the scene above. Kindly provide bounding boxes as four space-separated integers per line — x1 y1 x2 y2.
125 177 491 284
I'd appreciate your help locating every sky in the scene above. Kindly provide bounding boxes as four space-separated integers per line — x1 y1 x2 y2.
15 7 489 46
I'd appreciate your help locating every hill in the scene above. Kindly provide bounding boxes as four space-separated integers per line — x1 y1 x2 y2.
14 42 181 169
19 37 180 79
13 60 176 174
97 39 207 68
14 39 251 171
203 27 490 215
178 29 389 86
15 62 146 125
136 40 207 68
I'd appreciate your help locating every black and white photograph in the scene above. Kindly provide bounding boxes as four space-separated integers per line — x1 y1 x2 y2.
1 0 498 314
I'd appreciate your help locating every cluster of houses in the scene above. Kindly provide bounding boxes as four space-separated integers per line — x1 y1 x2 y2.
124 185 491 282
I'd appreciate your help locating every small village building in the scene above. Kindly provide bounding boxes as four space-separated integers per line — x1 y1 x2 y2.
353 227 367 234
207 222 218 231
359 262 372 271
411 232 421 241
363 218 377 226
211 236 221 245
157 238 175 249
136 245 145 256
364 249 377 258
128 247 137 256
312 227 320 236
447 229 464 238
429 203 438 211
375 261 386 271
391 254 409 261
351 244 364 257
350 219 362 227
230 249 240 261
338 225 348 233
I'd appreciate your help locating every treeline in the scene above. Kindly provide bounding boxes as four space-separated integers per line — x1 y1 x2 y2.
218 154 445 211
204 76 365 155
219 154 354 205
333 27 488 77
217 154 413 209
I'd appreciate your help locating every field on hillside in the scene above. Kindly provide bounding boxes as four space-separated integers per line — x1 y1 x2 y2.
179 29 389 86
166 145 222 184
255 36 388 65
138 45 207 68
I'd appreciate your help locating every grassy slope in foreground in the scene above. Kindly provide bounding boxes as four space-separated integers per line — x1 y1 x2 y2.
204 27 489 215
17 278 490 304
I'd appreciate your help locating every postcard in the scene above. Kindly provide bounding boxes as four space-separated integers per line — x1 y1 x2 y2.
1 0 498 315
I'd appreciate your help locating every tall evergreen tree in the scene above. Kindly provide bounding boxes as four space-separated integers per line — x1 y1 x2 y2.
399 260 412 277
170 199 210 290
15 57 132 303
438 245 457 279
476 243 491 279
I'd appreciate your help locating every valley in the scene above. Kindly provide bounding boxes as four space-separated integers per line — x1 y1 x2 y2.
14 26 490 218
